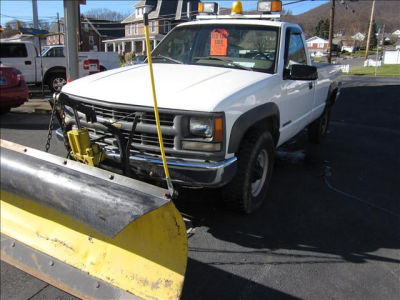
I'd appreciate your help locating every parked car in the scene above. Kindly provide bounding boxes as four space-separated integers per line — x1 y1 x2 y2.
0 65 29 113
0 41 99 92
40 45 119 72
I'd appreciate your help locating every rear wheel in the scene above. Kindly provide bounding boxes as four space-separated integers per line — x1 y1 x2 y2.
222 130 275 214
308 106 331 144
47 73 66 93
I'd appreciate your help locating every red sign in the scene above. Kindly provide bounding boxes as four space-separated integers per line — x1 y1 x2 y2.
210 29 228 56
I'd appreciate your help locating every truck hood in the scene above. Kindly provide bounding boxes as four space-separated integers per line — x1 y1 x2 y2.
62 64 271 112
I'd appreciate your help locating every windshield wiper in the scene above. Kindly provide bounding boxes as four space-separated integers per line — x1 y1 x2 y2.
193 56 253 71
151 55 183 64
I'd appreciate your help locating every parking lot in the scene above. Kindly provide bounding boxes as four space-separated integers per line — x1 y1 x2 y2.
1 80 399 299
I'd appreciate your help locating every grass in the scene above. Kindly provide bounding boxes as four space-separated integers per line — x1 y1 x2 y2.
347 64 400 77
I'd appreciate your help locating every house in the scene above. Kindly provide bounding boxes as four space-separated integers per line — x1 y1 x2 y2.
46 17 124 52
306 36 329 57
352 32 365 42
341 39 360 53
103 0 199 54
392 29 400 37
46 20 65 46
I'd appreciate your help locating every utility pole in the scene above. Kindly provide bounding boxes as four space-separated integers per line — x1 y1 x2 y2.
64 0 79 81
327 0 335 63
57 12 61 45
77 4 83 51
32 0 40 50
187 2 191 20
365 0 376 60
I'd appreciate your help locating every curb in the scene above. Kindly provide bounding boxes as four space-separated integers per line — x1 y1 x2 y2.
340 75 400 87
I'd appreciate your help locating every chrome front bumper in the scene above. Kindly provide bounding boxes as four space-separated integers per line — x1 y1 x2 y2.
56 128 237 187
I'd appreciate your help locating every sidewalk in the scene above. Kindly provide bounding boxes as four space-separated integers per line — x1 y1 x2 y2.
12 98 52 114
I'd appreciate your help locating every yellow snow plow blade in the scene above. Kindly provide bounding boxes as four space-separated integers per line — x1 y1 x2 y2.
0 140 187 300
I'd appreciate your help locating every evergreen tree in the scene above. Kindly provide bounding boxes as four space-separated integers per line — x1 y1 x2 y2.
313 19 330 39
313 19 323 37
370 21 378 48
321 19 330 39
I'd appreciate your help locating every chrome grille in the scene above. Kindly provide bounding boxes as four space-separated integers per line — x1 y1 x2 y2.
80 101 176 152
80 103 174 126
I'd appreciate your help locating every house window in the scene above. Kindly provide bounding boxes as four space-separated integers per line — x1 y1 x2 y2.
151 21 156 33
137 7 143 17
318 43 324 48
134 23 138 35
164 21 171 33
89 35 94 45
84 23 89 32
127 24 131 35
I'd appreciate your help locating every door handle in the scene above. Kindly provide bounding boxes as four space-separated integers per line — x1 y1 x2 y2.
308 82 313 89
25 61 32 65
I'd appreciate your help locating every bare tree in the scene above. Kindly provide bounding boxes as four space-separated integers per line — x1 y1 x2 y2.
5 19 27 30
84 8 128 21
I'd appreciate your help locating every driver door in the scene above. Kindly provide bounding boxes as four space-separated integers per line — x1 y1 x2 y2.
279 28 315 141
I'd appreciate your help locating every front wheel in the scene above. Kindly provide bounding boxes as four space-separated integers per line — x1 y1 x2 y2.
0 107 11 114
47 73 67 93
222 130 275 214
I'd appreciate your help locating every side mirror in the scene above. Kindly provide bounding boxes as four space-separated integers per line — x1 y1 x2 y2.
285 64 318 81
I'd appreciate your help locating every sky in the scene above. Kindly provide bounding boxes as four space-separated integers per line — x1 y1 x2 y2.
0 0 329 27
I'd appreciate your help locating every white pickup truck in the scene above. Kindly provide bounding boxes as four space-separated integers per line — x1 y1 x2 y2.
0 41 99 92
57 4 341 213
41 45 119 72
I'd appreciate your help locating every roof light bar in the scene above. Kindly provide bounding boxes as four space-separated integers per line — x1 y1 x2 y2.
198 2 218 14
231 1 243 15
257 0 282 13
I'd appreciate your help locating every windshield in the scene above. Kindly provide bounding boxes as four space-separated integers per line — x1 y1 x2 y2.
152 24 279 74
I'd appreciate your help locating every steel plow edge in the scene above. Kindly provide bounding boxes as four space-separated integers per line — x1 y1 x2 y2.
0 140 188 300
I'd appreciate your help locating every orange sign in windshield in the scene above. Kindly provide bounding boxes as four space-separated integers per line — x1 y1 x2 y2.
210 29 229 56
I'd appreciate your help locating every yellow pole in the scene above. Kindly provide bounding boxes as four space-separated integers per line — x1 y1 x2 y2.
143 13 174 195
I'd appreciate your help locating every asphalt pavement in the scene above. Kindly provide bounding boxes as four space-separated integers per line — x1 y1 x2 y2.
1 81 399 299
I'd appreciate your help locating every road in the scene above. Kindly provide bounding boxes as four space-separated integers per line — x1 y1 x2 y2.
1 82 400 300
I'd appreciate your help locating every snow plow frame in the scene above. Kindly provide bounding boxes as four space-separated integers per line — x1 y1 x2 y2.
0 140 188 300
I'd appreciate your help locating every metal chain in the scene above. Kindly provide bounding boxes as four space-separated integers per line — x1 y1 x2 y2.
45 97 58 152
59 103 71 152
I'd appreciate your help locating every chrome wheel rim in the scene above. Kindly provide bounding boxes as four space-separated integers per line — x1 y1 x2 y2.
53 77 66 91
251 149 268 197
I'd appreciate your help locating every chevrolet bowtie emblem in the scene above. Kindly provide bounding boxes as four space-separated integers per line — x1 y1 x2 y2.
110 122 122 129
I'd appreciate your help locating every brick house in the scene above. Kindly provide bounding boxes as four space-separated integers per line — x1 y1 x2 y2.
46 17 124 52
306 36 329 56
103 0 199 54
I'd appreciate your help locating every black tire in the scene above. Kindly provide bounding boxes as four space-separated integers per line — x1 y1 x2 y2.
222 130 275 214
100 66 107 72
47 73 67 93
0 107 11 114
308 106 331 144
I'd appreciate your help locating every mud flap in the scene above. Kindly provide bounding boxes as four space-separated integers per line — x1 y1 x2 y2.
0 140 187 300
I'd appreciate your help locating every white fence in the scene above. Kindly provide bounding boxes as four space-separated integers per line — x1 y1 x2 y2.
383 50 400 65
364 59 382 67
340 64 350 73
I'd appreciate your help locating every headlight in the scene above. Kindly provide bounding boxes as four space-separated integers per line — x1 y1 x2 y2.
189 117 213 138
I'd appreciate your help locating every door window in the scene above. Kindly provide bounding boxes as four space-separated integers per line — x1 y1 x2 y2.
0 43 28 57
285 31 307 68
